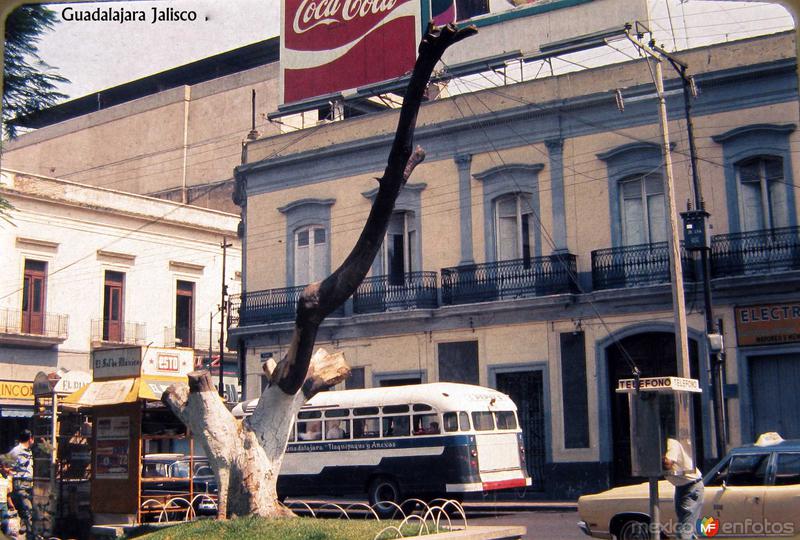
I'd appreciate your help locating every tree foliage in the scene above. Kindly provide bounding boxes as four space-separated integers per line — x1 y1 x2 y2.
3 4 68 138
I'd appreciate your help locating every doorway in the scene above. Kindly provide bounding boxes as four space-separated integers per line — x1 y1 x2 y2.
606 332 703 485
495 369 546 491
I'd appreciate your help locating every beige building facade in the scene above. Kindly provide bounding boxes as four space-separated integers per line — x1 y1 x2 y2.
230 32 800 498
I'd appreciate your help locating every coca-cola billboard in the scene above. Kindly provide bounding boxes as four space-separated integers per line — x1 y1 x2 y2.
281 0 420 105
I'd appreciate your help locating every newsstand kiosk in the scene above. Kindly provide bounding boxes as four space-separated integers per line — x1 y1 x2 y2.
616 376 702 536
31 369 92 539
63 346 194 529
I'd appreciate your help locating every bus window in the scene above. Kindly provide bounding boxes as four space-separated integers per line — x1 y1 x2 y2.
472 411 494 431
459 412 470 431
495 411 517 430
288 422 296 442
382 416 410 437
325 419 350 440
443 412 459 432
354 407 379 416
298 420 322 441
413 404 433 412
325 409 349 418
353 417 380 439
298 410 322 419
413 414 440 435
383 404 409 414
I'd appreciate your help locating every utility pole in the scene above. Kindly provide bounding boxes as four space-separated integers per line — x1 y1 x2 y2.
219 237 233 398
626 27 692 538
651 42 728 460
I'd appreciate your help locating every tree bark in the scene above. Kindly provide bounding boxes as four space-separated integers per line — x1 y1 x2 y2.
162 23 476 519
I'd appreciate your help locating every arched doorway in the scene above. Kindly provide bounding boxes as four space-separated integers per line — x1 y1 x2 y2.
606 332 704 485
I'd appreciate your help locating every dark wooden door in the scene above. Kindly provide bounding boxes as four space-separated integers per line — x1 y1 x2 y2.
103 271 124 341
22 260 46 334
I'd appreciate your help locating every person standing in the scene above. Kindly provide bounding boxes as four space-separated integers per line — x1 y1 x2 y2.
1 454 18 539
663 437 704 540
9 430 34 540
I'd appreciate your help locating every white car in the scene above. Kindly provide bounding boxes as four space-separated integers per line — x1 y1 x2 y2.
578 438 800 539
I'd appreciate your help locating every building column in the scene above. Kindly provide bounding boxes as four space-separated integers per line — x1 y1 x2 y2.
455 153 475 265
546 138 568 252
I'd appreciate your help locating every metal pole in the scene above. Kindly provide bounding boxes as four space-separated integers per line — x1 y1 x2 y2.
649 477 661 538
208 311 213 370
50 392 58 537
219 238 232 398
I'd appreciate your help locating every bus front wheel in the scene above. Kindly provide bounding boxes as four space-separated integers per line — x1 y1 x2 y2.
368 477 402 518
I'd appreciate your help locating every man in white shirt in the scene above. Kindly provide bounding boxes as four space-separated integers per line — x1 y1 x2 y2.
663 438 704 540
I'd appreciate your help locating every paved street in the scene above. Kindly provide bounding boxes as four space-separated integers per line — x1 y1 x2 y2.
468 510 584 540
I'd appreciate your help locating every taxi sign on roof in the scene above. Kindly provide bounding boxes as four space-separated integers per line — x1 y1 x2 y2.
616 376 701 393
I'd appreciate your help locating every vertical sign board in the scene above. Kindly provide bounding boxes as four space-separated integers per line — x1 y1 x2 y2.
281 0 420 104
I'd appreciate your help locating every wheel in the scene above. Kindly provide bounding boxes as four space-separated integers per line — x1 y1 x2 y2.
616 518 651 540
368 477 402 518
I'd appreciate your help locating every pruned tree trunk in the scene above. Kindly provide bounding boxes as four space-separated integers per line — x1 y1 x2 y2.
162 23 476 519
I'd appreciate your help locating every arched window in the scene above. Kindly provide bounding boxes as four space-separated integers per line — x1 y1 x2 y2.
494 193 534 261
294 225 328 285
737 156 788 232
619 172 666 246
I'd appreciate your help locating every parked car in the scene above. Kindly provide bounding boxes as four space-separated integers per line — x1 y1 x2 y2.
140 454 218 519
578 436 800 539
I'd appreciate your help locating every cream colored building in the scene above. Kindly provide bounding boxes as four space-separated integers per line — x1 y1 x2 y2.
0 169 241 448
230 31 800 498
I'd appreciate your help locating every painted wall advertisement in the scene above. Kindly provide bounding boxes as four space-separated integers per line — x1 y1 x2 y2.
95 416 130 479
735 303 800 347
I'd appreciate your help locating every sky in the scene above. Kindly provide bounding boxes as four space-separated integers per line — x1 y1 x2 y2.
23 0 799 102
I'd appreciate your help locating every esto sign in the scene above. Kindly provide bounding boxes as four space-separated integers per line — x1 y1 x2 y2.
281 0 419 104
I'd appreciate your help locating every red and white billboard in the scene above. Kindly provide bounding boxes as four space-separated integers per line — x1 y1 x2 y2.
281 0 421 105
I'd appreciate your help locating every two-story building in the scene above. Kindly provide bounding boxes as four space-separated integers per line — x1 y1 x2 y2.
229 31 800 498
0 169 241 449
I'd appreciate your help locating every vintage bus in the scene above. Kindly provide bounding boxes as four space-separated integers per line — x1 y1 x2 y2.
232 382 531 514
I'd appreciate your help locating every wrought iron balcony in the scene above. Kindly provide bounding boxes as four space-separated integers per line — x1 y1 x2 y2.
711 226 800 278
440 254 579 306
591 241 696 290
91 319 147 347
352 272 439 314
230 285 345 327
0 307 68 347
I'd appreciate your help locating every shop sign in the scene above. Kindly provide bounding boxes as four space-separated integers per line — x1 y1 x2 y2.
735 303 800 347
0 380 34 401
141 347 193 377
78 379 134 406
92 347 142 379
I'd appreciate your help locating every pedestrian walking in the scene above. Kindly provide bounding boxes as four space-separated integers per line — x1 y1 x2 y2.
9 430 34 540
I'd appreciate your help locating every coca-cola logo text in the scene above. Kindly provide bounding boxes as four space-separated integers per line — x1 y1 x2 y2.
293 0 399 34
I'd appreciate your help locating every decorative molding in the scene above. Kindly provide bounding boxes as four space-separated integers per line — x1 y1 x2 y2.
711 123 796 143
96 250 136 265
277 198 335 214
16 237 59 253
473 163 544 181
169 261 205 274
361 182 427 201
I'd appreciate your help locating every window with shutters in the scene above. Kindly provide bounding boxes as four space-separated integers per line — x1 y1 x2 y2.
737 156 789 232
619 173 666 246
294 225 328 286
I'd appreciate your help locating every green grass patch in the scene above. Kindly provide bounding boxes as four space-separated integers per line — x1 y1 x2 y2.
130 515 437 540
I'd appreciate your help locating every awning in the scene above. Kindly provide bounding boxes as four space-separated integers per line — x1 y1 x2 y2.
0 406 34 418
63 376 186 407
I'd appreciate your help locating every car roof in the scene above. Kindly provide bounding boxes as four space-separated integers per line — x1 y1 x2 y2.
730 439 800 453
143 453 207 462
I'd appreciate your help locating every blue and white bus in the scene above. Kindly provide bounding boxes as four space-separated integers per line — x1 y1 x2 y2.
232 382 531 512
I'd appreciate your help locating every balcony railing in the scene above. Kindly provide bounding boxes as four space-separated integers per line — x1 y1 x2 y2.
352 272 438 314
441 254 578 305
0 308 68 343
591 241 696 290
90 319 147 346
711 226 800 278
231 285 346 327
